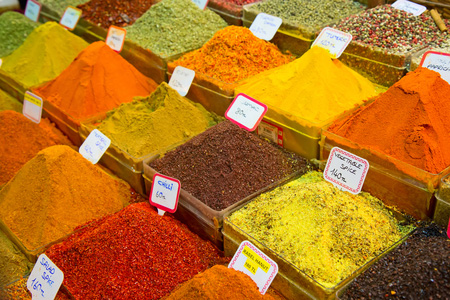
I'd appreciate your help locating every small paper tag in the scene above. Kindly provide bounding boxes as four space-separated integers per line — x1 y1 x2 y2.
106 26 126 53
312 27 352 59
257 120 283 147
23 91 43 124
27 254 64 300
0 58 2 67
168 66 195 97
420 51 450 84
225 93 267 131
59 6 82 30
249 13 282 41
191 0 209 10
150 174 181 215
392 0 426 16
79 129 111 164
25 0 42 22
229 241 278 295
323 147 369 194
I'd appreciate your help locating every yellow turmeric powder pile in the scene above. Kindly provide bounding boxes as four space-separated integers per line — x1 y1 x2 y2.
228 171 414 288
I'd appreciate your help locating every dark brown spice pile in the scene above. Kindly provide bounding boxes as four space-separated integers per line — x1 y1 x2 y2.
150 120 309 210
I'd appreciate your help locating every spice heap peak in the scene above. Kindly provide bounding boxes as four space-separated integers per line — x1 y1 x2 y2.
0 11 39 58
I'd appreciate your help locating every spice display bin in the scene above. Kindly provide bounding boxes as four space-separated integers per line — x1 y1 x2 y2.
0 69 27 104
320 129 450 220
223 212 413 300
434 173 450 229
1 275 73 299
207 0 262 26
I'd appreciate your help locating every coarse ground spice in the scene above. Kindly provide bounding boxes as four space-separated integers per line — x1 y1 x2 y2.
228 171 414 288
33 41 158 121
0 110 72 186
150 120 309 211
0 12 39 58
342 223 450 299
0 145 131 251
125 0 227 58
0 230 33 286
0 277 70 300
96 82 223 158
37 0 89 15
164 265 274 300
328 67 450 174
1 22 88 88
0 89 22 112
168 26 294 93
45 202 228 300
77 0 158 29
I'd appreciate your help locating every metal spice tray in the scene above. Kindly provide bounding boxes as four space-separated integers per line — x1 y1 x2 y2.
434 173 450 229
320 129 450 220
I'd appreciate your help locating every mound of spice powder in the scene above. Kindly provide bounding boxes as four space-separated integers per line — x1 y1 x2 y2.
0 11 39 58
126 0 227 58
0 89 22 112
38 0 89 15
33 41 158 121
45 202 227 300
150 120 308 210
228 171 414 288
78 0 159 29
0 145 131 251
1 22 88 88
97 82 222 158
342 223 450 299
0 110 72 186
328 67 450 174
0 230 33 286
168 26 294 93
165 265 274 300
0 277 70 300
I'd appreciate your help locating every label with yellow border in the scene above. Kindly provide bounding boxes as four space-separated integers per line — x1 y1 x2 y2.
23 91 43 124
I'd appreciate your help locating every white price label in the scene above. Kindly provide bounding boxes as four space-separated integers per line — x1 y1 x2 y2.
59 6 82 30
25 0 42 22
225 93 267 132
323 147 369 194
168 66 195 97
257 120 283 146
106 26 126 53
191 0 209 10
23 91 43 124
229 241 278 295
420 51 450 84
27 254 64 300
312 27 352 59
79 129 110 164
150 173 181 216
249 13 282 41
392 0 426 16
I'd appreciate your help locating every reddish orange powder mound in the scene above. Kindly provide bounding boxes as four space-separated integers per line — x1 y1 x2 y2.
329 67 450 174
33 41 158 120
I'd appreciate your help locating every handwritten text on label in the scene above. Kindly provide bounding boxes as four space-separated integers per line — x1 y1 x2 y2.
150 173 181 215
420 51 450 84
168 66 195 97
312 27 352 59
225 93 267 131
79 129 110 164
27 254 64 300
392 0 426 16
249 13 282 41
59 6 82 30
25 0 42 22
106 26 126 53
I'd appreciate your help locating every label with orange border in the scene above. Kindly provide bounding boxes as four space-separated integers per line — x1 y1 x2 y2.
59 6 82 30
312 27 352 59
191 0 209 10
25 0 42 22
225 93 267 132
106 26 126 53
257 120 283 147
150 174 181 216
23 91 43 124
420 51 450 84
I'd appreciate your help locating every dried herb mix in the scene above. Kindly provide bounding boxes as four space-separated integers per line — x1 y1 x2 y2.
0 277 70 300
150 120 308 210
0 12 39 58
0 230 33 286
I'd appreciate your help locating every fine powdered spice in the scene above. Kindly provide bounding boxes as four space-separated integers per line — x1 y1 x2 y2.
38 0 89 15
78 0 159 29
0 89 22 112
45 202 227 300
150 120 308 210
169 26 294 93
33 41 158 121
0 277 70 300
329 67 450 174
236 47 377 124
1 22 88 88
228 171 414 288
0 145 131 251
126 0 227 58
0 12 39 58
0 111 72 186
165 265 275 300
0 230 33 286
97 82 222 158
342 224 450 299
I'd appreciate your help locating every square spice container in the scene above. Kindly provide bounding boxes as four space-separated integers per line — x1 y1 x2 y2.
207 0 262 26
223 208 414 300
1 275 74 299
434 173 450 229
320 129 450 220
0 69 27 104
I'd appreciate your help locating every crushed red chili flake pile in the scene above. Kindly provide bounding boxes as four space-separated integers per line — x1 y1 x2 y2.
45 202 227 300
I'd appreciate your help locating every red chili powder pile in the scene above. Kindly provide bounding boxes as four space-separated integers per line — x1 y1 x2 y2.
328 67 450 174
33 41 158 121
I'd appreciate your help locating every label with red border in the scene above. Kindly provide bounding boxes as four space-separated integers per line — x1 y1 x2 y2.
392 0 426 16
249 13 282 41
23 91 43 124
27 254 64 300
168 66 195 97
225 93 267 132
420 51 450 84
25 0 42 22
59 6 82 30
323 147 369 194
228 241 278 295
150 174 181 216
79 129 110 164
257 120 283 147
312 27 352 59
106 26 126 53
191 0 209 10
